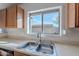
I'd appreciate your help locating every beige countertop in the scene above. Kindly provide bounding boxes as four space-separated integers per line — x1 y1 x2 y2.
0 38 56 56
0 38 79 56
4 35 79 46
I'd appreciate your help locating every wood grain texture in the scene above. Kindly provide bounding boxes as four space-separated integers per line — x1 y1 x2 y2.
6 5 25 28
14 51 30 56
7 5 17 28
75 3 79 27
0 9 7 28
68 3 79 28
67 3 75 28
17 5 24 28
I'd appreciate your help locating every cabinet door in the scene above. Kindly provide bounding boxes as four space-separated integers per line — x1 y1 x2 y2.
67 3 75 28
7 5 17 28
14 51 30 56
17 6 24 28
68 3 79 28
0 9 6 28
75 3 79 27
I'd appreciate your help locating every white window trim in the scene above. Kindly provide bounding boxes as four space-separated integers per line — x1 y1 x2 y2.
27 6 63 36
0 29 3 33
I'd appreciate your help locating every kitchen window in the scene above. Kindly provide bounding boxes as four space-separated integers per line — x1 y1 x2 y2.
28 6 62 36
0 29 3 33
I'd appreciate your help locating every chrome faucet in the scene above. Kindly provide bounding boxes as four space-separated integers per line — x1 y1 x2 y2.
37 33 41 44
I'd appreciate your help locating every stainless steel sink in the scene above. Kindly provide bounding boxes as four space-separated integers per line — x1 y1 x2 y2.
18 42 38 50
36 44 54 54
17 42 55 55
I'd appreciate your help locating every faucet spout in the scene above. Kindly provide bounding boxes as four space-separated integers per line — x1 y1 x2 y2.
37 33 41 44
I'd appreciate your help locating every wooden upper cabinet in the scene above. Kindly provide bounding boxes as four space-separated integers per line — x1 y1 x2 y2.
7 5 17 28
75 3 79 27
67 3 79 28
67 3 75 28
0 9 7 28
17 6 24 28
7 5 25 28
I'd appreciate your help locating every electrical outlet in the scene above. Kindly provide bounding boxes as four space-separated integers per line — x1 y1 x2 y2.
63 30 66 35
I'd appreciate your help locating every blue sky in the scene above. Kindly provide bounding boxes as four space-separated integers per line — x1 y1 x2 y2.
31 12 59 27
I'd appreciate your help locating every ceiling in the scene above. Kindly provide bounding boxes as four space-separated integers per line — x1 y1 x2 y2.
0 3 65 11
0 3 14 10
20 3 65 11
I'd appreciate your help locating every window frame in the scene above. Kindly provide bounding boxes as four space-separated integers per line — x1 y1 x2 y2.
27 6 62 36
0 29 4 33
29 12 43 34
42 10 60 34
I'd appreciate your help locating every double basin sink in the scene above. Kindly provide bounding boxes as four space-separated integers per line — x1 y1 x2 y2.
17 42 55 55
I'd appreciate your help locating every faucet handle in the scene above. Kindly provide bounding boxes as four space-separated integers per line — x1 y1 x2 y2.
37 34 39 38
37 33 42 38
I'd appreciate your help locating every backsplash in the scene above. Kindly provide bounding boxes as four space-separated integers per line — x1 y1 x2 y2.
6 28 79 41
6 28 26 37
0 33 7 38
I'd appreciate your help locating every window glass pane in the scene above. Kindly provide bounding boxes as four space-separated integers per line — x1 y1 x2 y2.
30 14 42 33
43 11 60 34
0 29 3 33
